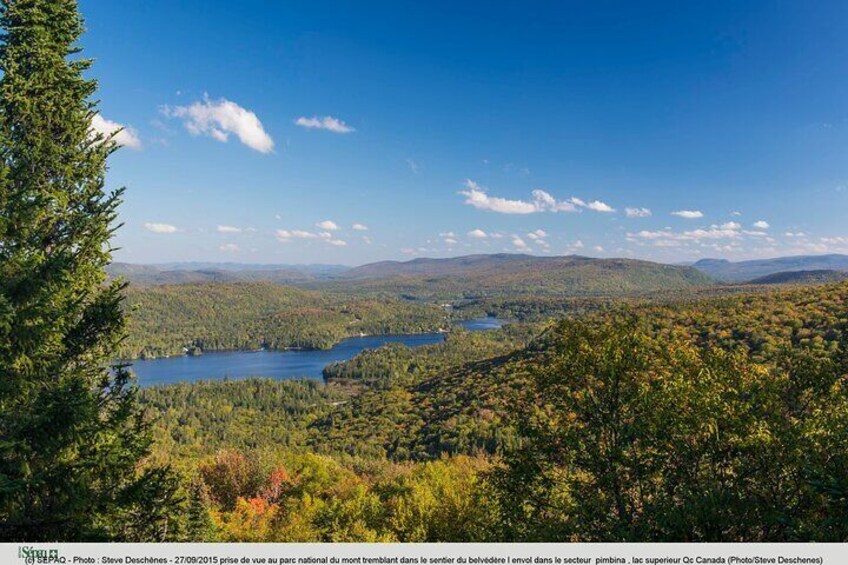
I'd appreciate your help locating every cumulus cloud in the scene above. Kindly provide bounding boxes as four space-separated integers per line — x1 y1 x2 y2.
588 201 615 213
461 180 542 214
532 189 578 212
626 220 788 254
90 114 142 149
625 207 652 218
444 237 458 245
217 225 243 233
526 229 547 240
144 222 178 234
316 220 340 231
511 236 530 250
459 180 578 214
163 96 274 153
275 228 346 247
671 210 704 219
753 220 770 229
631 226 739 242
467 229 488 239
295 116 355 133
459 180 618 216
563 196 615 213
352 223 369 231
219 243 240 252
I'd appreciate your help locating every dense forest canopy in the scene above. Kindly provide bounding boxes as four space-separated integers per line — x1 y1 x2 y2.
134 280 848 541
3 0 847 545
121 282 450 359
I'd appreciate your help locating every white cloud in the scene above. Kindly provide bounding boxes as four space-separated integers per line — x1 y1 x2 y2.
630 225 741 242
785 231 806 238
820 236 848 247
533 189 578 212
671 210 704 219
405 158 420 174
583 200 616 213
163 96 274 153
444 237 458 245
352 223 369 231
316 220 340 231
459 180 578 214
594 246 605 252
219 243 240 252
526 229 548 240
295 116 355 133
461 180 540 214
511 236 529 250
439 231 456 238
90 114 142 149
467 229 488 239
276 228 346 247
144 222 178 234
753 220 770 229
625 219 808 256
217 225 243 233
625 207 652 218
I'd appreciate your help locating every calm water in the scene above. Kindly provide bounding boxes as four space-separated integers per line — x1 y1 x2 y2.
130 317 503 387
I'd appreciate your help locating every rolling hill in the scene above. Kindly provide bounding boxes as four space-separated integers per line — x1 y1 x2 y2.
107 262 346 285
747 269 848 285
330 254 715 299
692 254 848 282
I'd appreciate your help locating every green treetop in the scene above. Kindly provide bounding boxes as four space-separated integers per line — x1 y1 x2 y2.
0 0 179 541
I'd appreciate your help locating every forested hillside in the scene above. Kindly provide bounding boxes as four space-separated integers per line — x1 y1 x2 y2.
137 281 848 542
120 255 717 360
121 282 449 359
319 254 714 299
747 269 848 285
693 254 848 282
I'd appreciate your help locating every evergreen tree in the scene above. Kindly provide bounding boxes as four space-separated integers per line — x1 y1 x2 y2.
0 0 178 541
184 477 218 542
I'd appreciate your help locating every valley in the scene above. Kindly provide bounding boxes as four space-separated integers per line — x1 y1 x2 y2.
122 253 848 542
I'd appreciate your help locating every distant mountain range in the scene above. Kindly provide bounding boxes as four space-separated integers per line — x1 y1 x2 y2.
110 254 713 298
690 254 848 282
110 253 848 294
746 269 848 286
331 253 713 298
107 262 348 285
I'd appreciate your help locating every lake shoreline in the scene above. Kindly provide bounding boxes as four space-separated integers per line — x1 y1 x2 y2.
129 317 504 387
125 317 500 361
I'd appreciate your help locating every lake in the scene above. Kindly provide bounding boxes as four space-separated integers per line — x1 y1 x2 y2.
130 317 503 387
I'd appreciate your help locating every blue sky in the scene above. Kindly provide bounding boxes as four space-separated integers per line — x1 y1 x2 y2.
81 0 848 265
